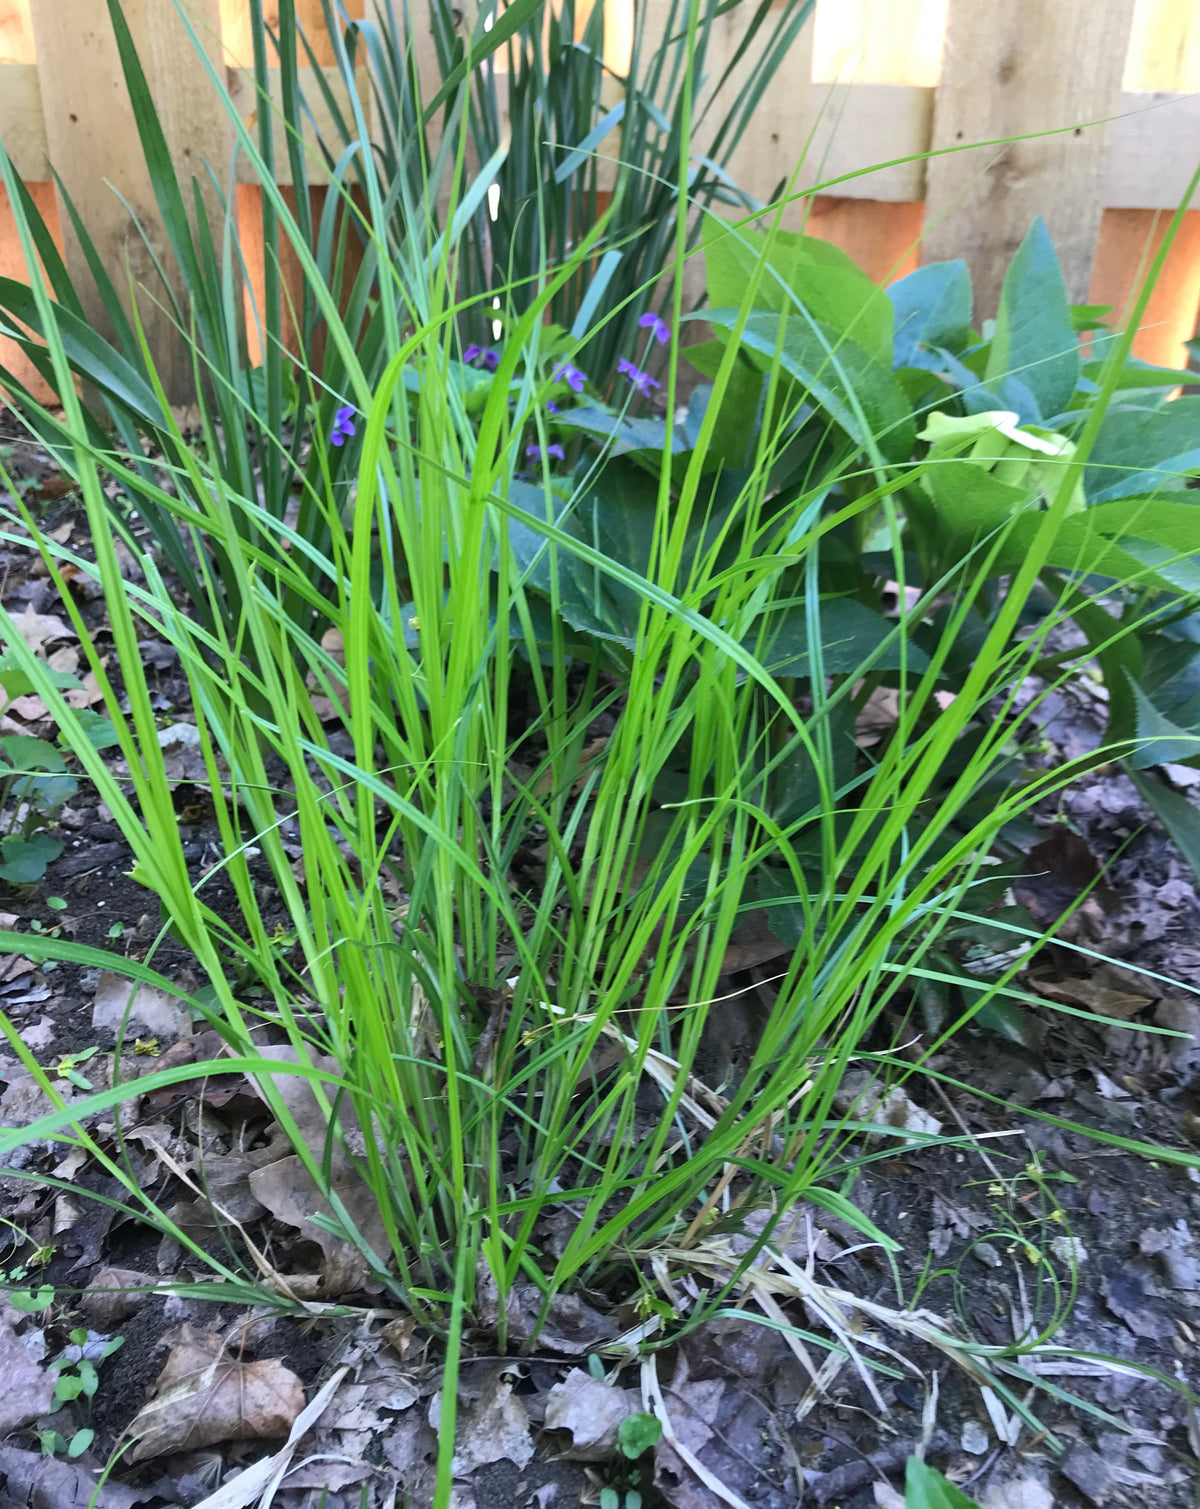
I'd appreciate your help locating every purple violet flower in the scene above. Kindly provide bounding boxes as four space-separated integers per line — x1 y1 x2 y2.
617 357 660 395
464 344 500 372
553 362 586 393
547 401 561 415
329 405 356 447
638 311 671 345
526 443 565 462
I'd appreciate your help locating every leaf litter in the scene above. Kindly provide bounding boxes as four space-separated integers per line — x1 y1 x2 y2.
2 464 1200 1506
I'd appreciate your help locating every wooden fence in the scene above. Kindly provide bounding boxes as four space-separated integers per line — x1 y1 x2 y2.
2 0 1200 401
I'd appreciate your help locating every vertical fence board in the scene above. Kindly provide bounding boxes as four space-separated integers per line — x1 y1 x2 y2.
921 0 1136 316
27 0 226 403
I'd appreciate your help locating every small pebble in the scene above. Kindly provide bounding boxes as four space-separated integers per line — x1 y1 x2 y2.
974 1241 1003 1268
961 1419 989 1455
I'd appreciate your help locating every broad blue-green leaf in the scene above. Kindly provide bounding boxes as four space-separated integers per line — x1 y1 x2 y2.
683 364 766 472
0 736 66 773
557 461 660 645
16 774 77 810
502 480 568 594
702 216 895 365
1129 679 1200 768
0 834 63 885
749 598 930 678
698 309 915 463
1085 398 1200 501
985 217 1079 420
71 712 121 752
553 406 684 456
922 460 1036 542
999 496 1200 590
905 1457 981 1508
1129 768 1200 879
0 658 81 704
889 260 973 369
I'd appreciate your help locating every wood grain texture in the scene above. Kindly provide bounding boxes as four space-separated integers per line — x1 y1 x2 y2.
221 0 364 68
922 0 1137 314
27 0 226 402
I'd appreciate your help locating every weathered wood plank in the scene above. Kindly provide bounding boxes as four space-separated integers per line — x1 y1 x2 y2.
26 0 227 402
221 0 364 68
808 82 930 200
921 0 1138 313
7 61 1199 208
0 60 45 181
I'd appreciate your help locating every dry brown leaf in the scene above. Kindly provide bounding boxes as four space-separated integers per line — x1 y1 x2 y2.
0 1301 55 1433
63 669 105 709
92 973 192 1041
544 1368 635 1460
125 1323 305 1462
246 1046 392 1293
1032 963 1154 1020
0 1445 149 1508
47 644 79 675
247 1153 383 1295
429 1367 533 1477
0 953 36 984
855 686 899 744
80 1266 156 1327
11 605 74 654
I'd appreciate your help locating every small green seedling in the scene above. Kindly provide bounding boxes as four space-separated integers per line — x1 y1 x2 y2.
0 659 117 885
52 1045 101 1091
7 1282 54 1313
43 1328 124 1459
600 1412 664 1509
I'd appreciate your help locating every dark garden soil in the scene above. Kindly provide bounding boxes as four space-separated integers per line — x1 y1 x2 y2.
0 415 1197 1508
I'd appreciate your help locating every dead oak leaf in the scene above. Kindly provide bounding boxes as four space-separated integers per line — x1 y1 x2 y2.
0 1301 56 1433
544 1368 636 1460
0 1445 150 1508
11 605 74 655
125 1323 305 1462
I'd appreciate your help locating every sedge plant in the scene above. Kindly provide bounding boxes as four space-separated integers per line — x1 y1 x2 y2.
1 3 1200 1493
